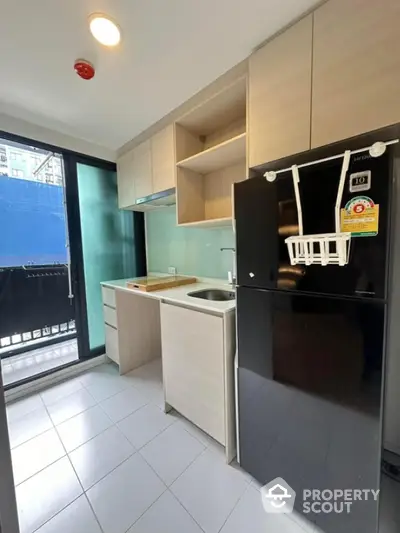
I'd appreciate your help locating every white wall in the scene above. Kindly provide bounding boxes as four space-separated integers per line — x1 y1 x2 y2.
0 113 116 162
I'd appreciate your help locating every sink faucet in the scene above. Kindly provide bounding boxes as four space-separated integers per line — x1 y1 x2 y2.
220 247 237 286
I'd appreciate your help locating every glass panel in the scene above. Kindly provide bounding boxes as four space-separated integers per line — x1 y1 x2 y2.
145 206 235 279
77 163 137 351
0 138 77 385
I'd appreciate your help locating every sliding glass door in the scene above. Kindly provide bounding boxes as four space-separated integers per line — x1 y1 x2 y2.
66 157 145 359
0 130 146 380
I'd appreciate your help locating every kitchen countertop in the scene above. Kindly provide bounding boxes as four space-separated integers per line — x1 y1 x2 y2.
101 276 236 315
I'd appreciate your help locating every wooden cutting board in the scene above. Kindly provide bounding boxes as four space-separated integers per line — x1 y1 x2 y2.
126 275 197 292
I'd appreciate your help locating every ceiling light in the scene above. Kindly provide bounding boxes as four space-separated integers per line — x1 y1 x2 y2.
89 14 121 47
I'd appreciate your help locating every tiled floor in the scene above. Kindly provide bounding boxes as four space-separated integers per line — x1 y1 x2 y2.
5 359 319 533
5 359 399 533
1 339 78 386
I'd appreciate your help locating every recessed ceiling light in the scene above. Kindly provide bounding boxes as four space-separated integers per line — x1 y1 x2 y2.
89 14 121 47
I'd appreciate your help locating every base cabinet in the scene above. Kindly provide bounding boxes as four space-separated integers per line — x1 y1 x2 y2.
101 286 161 374
160 302 236 461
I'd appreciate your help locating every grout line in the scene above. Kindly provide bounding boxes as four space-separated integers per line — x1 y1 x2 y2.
120 488 167 533
11 361 236 533
166 488 207 533
83 492 106 533
216 482 252 533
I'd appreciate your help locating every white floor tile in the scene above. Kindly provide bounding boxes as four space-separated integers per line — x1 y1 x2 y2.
117 404 176 449
40 359 66 372
6 394 44 423
171 448 249 533
87 453 166 533
84 374 129 402
7 366 43 383
16 457 83 533
220 485 314 533
40 378 83 406
12 428 65 485
128 490 203 533
63 352 78 364
8 407 53 449
99 387 148 423
35 495 102 533
140 423 205 485
56 405 113 452
176 415 222 449
13 357 37 370
47 388 96 425
69 426 134 490
125 360 165 408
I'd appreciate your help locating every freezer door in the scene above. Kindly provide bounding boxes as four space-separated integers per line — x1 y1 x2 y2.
234 152 391 299
237 286 384 533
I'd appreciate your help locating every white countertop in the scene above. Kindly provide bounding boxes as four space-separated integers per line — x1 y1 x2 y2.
101 276 236 315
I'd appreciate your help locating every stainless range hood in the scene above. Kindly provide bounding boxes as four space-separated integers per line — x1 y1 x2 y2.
134 187 176 210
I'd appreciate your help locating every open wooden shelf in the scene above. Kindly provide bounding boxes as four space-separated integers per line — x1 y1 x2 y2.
177 217 233 229
176 133 246 174
174 75 247 229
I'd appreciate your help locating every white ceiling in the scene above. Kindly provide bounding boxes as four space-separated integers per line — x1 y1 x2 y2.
0 0 320 151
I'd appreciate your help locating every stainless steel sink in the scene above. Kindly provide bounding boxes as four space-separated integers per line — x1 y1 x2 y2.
187 289 235 301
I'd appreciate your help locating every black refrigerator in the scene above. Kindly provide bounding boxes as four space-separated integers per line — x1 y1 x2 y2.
234 148 394 533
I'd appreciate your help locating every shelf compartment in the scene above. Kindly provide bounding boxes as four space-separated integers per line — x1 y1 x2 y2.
176 133 246 174
176 161 245 228
177 217 232 229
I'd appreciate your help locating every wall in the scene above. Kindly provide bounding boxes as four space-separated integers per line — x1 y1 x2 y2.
145 207 235 279
0 113 116 162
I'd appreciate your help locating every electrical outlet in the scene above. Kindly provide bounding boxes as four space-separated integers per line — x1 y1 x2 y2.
168 266 177 275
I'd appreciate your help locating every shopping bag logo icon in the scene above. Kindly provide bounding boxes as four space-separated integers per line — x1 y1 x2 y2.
260 477 296 514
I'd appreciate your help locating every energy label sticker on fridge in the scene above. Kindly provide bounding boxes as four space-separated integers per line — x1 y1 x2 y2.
340 196 379 237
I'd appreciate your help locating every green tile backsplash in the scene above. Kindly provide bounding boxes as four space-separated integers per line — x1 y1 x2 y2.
145 207 235 280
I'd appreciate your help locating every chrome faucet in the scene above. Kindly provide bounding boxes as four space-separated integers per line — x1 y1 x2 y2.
220 247 237 286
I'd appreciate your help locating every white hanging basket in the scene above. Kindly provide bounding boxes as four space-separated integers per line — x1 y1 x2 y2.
285 232 351 267
265 141 399 267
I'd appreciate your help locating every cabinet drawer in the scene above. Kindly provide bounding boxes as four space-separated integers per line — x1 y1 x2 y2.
102 287 116 308
105 324 119 364
103 305 117 329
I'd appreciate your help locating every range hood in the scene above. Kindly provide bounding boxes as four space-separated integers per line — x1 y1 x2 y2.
134 187 176 210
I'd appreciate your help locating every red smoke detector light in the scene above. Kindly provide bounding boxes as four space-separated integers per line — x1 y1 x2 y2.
74 59 95 80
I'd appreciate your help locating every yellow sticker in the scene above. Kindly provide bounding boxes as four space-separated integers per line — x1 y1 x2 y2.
340 196 379 237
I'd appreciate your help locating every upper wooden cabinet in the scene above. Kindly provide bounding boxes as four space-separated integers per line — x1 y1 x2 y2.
151 125 175 194
248 15 312 168
132 139 152 200
117 149 135 209
117 126 176 209
312 0 400 148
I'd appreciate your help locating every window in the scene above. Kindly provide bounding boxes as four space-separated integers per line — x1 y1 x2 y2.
11 169 23 178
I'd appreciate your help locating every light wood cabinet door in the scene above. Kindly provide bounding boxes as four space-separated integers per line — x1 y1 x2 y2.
117 149 136 208
151 125 176 193
312 0 400 148
133 139 152 200
161 303 225 444
248 15 312 168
